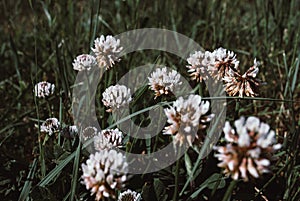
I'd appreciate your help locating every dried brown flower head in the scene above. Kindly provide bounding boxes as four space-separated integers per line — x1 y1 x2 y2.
223 59 261 97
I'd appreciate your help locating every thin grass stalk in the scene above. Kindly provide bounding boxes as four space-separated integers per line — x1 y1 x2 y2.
221 179 238 201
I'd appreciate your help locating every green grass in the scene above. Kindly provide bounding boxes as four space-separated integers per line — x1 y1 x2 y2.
0 0 299 200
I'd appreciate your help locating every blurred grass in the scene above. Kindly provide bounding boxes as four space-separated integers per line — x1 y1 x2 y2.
0 0 299 200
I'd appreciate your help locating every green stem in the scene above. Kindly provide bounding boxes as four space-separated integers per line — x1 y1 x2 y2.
46 99 52 117
173 157 180 201
222 179 238 201
235 99 240 118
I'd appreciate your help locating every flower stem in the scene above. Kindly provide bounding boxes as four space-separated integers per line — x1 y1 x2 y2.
173 157 180 201
235 99 240 118
222 179 238 201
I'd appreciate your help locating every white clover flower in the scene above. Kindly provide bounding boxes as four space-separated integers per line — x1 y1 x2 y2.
186 51 213 82
214 116 281 181
72 54 97 71
91 35 123 69
207 47 240 80
118 189 142 201
102 84 132 112
223 59 261 97
82 126 98 141
81 149 128 200
34 81 55 98
40 117 60 136
148 67 182 99
163 94 214 146
94 128 123 150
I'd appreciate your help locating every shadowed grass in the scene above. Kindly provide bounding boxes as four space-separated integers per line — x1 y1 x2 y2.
0 0 299 200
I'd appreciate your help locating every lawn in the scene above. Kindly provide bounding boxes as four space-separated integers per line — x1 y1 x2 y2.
0 0 299 200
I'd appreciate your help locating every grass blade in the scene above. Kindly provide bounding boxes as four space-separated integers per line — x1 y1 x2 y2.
70 143 81 201
18 159 38 201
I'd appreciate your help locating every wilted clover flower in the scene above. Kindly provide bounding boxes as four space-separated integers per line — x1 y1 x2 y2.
34 81 55 98
94 128 123 151
163 94 214 146
223 59 261 97
91 35 123 69
81 149 128 200
72 54 97 71
214 116 281 181
118 189 142 201
82 126 98 141
148 67 182 99
102 85 132 112
207 47 240 80
61 125 78 139
186 51 213 82
40 117 60 136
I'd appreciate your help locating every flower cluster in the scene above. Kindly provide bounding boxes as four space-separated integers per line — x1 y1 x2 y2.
94 128 123 151
30 29 286 201
102 84 132 112
91 35 123 69
118 189 142 201
163 94 214 147
186 47 262 97
148 67 182 99
40 117 60 136
214 116 281 181
34 81 55 98
81 149 128 200
72 54 97 71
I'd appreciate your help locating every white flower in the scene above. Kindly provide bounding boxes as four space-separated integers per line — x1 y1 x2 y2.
91 35 123 69
148 67 182 99
186 51 213 82
72 54 97 71
40 118 60 136
34 81 55 98
163 94 214 146
118 189 142 201
81 149 128 200
214 116 281 181
207 47 240 80
94 128 123 150
102 84 132 112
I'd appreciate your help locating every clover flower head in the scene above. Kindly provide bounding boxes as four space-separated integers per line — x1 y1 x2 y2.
186 51 213 82
81 149 128 200
223 59 261 97
214 116 281 181
94 128 123 150
102 84 132 112
118 189 142 201
34 81 55 98
163 94 214 146
40 117 60 136
148 67 182 99
91 35 123 69
207 47 240 80
73 54 97 71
